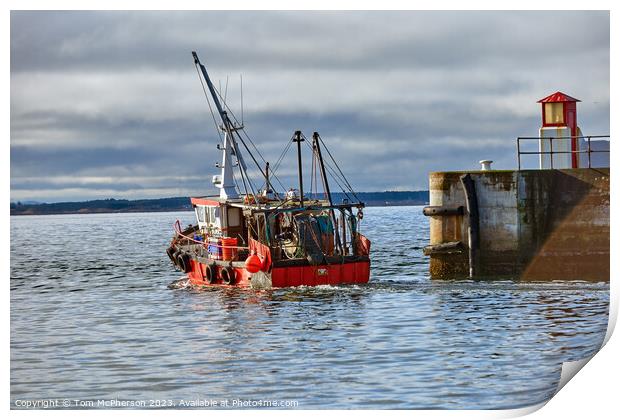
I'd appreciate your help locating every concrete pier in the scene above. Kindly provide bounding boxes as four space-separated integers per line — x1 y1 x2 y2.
424 168 609 281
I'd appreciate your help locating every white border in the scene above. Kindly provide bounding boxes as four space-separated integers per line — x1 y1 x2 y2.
4 2 617 419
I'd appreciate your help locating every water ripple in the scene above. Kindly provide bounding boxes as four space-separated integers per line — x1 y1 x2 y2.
10 207 608 409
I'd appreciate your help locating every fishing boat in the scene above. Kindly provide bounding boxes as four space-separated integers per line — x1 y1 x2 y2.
166 52 371 289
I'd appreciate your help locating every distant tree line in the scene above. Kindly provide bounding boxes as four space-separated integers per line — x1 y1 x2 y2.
10 191 429 216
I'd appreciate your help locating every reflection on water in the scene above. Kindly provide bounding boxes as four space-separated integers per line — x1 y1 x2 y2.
10 207 609 409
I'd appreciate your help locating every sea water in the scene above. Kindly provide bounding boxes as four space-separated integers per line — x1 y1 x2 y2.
10 206 609 409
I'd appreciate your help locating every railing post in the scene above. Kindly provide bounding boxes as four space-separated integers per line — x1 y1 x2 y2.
514 135 608 171
517 138 521 170
549 137 554 169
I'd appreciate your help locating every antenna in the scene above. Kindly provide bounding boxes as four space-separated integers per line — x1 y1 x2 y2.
240 74 244 126
224 75 229 103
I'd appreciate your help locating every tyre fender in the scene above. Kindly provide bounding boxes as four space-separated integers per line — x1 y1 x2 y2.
222 266 236 285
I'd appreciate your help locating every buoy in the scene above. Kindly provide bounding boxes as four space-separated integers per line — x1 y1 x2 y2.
245 251 262 273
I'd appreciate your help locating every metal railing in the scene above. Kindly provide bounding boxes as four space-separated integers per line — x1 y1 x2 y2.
516 135 610 170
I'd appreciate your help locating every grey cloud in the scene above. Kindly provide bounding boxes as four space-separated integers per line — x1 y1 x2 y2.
11 11 609 72
10 11 610 202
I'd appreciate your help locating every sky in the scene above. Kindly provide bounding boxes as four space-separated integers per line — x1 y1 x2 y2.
10 10 610 203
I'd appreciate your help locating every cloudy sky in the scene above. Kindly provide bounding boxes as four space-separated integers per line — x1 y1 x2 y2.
10 11 610 202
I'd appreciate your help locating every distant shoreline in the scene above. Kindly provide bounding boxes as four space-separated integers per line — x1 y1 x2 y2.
10 191 429 216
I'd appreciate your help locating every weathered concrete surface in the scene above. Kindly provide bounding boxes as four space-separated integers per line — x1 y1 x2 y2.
427 168 609 281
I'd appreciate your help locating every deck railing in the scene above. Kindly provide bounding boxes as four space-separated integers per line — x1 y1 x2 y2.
516 135 610 170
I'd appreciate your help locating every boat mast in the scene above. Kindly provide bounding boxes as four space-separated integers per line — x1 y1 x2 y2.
312 132 333 205
293 131 305 207
192 51 244 200
264 162 274 197
313 132 343 254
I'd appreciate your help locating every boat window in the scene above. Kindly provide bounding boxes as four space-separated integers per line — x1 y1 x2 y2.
228 207 241 227
196 206 205 223
205 206 215 224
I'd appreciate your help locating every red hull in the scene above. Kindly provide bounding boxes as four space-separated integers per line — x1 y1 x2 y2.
187 259 370 288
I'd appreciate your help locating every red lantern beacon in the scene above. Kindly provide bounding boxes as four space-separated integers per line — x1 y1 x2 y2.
537 91 581 169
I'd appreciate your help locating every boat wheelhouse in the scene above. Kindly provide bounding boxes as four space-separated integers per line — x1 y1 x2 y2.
167 52 371 289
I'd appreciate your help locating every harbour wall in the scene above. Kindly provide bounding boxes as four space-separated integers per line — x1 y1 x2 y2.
425 168 609 281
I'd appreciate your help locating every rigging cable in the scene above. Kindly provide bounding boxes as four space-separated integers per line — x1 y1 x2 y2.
257 134 294 194
194 63 224 145
230 132 259 205
211 83 262 204
218 95 288 195
302 139 353 202
309 139 314 196
195 61 263 205
317 134 360 202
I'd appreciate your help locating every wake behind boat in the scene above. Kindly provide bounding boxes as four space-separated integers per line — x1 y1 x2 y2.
166 52 371 289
